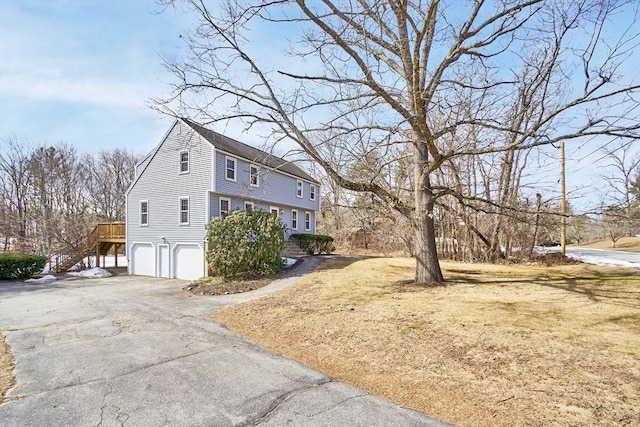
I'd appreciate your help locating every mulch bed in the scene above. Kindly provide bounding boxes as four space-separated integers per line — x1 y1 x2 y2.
185 278 274 296
184 259 302 296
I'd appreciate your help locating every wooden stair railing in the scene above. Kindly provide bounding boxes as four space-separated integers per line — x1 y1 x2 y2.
49 223 125 273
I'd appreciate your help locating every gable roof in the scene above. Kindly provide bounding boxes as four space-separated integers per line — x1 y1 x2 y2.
181 118 319 185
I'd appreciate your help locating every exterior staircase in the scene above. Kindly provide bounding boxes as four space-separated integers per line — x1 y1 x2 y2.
282 241 308 258
50 223 126 273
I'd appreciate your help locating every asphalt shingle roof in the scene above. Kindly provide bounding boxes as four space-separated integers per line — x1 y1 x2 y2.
182 118 319 184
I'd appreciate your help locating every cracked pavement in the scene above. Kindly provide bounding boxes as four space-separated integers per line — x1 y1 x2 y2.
0 259 452 426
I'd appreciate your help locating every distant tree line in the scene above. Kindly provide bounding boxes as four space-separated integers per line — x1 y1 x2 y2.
318 140 640 257
0 136 140 255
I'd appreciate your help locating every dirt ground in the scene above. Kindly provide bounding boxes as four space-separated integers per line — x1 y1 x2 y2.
213 257 640 427
184 260 302 295
576 236 640 252
185 276 273 295
0 333 14 403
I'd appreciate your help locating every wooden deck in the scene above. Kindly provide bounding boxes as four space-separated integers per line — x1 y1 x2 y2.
52 222 126 272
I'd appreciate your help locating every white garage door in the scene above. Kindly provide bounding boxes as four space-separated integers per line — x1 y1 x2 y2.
173 244 204 280
130 243 156 276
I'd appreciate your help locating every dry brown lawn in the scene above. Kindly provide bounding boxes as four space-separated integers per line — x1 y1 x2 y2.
0 333 15 403
576 236 640 252
213 257 640 427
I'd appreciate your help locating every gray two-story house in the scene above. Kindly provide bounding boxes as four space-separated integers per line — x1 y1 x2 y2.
126 118 320 280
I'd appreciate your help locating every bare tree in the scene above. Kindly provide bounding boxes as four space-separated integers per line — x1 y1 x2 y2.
88 148 140 222
0 137 33 251
598 140 640 238
27 143 94 254
156 0 640 283
0 139 140 257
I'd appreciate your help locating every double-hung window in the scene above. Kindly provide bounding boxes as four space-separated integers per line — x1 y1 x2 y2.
179 150 189 173
296 180 303 198
179 197 189 225
310 184 316 201
226 156 237 181
220 197 231 216
250 165 259 187
291 209 298 230
140 201 148 226
305 211 311 231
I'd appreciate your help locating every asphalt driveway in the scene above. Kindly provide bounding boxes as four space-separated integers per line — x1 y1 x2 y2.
0 260 451 426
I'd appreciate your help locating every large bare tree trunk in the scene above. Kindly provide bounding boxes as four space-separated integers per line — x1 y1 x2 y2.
414 191 443 284
414 142 443 284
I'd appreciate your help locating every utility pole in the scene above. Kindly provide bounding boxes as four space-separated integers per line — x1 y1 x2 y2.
560 142 567 256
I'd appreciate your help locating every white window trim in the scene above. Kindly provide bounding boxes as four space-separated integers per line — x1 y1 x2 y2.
310 184 316 201
225 156 237 182
296 180 303 198
244 201 254 211
305 211 311 231
179 150 189 174
219 197 231 217
140 200 149 227
291 209 298 230
270 206 280 217
179 197 190 225
249 164 259 187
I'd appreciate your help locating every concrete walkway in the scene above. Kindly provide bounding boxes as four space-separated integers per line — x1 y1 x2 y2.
0 258 451 426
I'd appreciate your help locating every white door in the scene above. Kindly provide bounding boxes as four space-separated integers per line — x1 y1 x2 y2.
130 243 155 276
173 244 204 280
158 244 169 278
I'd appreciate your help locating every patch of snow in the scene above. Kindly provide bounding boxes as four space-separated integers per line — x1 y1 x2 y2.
537 246 640 268
44 254 127 274
565 254 639 268
25 275 57 283
282 257 297 268
66 267 112 278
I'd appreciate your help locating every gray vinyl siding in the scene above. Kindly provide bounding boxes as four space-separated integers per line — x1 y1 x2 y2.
135 155 152 177
127 118 320 265
126 121 212 249
215 152 319 212
208 193 316 237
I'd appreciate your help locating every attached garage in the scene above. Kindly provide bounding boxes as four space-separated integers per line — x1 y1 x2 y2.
172 243 204 280
130 243 156 276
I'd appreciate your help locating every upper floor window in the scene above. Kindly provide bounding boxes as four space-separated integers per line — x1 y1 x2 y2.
140 201 148 226
291 209 298 230
305 211 311 231
179 197 189 225
226 156 237 181
250 165 259 187
244 201 254 212
310 184 316 201
179 150 189 174
220 197 231 217
296 180 303 198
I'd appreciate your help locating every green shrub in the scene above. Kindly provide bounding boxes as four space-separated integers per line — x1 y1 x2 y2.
289 233 335 255
206 210 285 280
0 253 48 280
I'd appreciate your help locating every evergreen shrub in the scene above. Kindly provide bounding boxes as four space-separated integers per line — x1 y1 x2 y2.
206 210 285 280
289 234 335 255
0 253 48 280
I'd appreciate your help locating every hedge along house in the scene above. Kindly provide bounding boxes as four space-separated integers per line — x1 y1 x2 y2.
125 118 320 280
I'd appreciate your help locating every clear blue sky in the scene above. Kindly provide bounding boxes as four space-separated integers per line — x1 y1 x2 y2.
0 0 638 213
